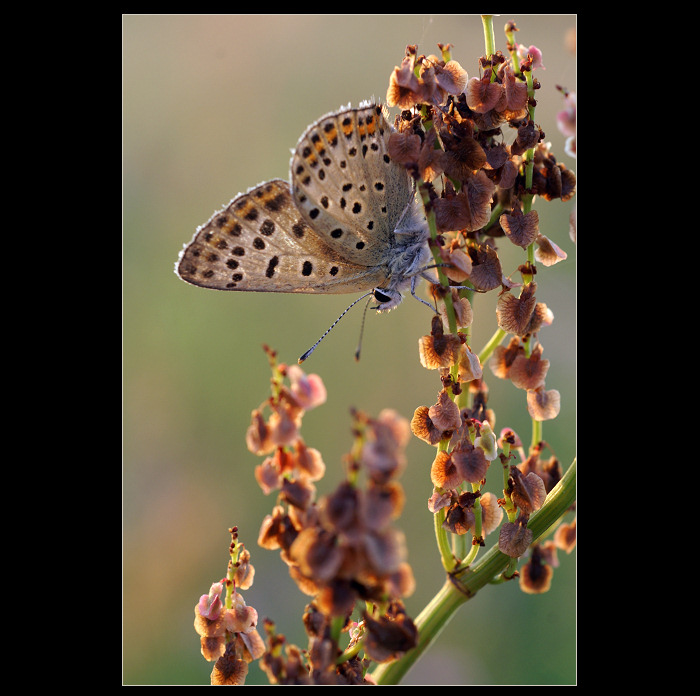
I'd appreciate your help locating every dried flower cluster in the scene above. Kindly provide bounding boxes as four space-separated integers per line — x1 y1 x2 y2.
237 347 415 684
387 29 575 586
193 527 265 685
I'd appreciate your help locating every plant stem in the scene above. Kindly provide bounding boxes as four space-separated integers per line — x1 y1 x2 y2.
370 458 576 685
478 327 507 366
481 15 496 78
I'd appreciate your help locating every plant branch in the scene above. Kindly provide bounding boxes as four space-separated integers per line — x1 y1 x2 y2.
370 458 576 685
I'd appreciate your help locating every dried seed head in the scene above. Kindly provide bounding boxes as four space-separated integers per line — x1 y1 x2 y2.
417 128 448 182
554 518 576 554
268 403 300 447
430 450 462 490
459 343 483 382
498 518 533 557
419 314 462 369
467 243 503 292
428 389 462 432
410 405 444 445
224 591 259 635
466 74 504 113
287 365 327 411
386 561 416 599
246 409 274 456
534 233 568 266
321 480 362 537
238 626 265 664
194 603 227 640
509 466 547 514
433 58 469 94
280 477 316 510
442 496 476 535
508 343 550 390
255 456 283 495
478 491 503 535
365 481 405 528
234 547 255 591
500 204 540 249
519 544 554 594
496 282 537 336
362 605 418 664
435 171 495 233
387 130 422 166
451 439 490 483
511 120 542 156
210 641 249 685
501 63 529 113
294 440 326 481
362 409 410 483
288 527 343 583
439 246 473 284
386 54 424 109
363 527 407 576
489 336 526 379
200 635 226 663
526 387 561 421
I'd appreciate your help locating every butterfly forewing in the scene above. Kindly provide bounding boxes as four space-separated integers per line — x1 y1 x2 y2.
176 179 386 293
291 104 415 267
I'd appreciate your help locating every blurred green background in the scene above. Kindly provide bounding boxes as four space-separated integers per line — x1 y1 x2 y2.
123 14 576 685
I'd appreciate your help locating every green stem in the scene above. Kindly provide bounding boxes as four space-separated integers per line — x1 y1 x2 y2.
531 418 543 453
481 15 496 79
478 327 507 366
371 458 576 685
434 504 454 571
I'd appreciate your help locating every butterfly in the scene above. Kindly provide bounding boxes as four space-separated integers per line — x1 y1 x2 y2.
175 101 435 360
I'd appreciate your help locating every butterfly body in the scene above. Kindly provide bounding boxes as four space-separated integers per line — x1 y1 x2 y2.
176 102 430 312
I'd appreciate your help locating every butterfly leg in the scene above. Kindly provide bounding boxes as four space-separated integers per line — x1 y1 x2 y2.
409 275 438 312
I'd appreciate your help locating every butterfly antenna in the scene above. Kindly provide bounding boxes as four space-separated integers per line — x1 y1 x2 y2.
354 295 374 362
298 292 375 364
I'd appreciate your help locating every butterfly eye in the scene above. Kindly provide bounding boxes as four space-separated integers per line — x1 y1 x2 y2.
372 289 392 304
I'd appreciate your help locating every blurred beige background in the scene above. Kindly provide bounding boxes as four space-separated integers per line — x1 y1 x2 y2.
123 14 576 685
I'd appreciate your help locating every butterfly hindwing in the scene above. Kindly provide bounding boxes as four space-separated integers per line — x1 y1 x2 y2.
176 179 386 293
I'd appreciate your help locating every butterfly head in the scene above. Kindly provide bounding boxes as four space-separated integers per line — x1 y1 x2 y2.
371 287 403 312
